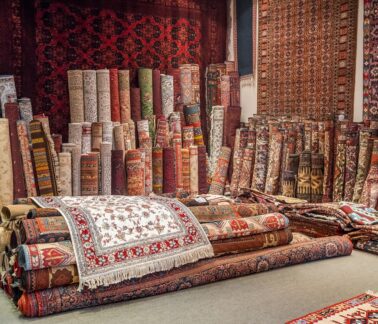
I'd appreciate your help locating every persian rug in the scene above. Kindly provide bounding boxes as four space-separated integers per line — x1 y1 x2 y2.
100 142 112 195
110 68 121 122
184 104 204 146
174 141 183 191
198 145 208 194
5 103 27 199
355 240 378 255
52 134 62 154
238 146 255 190
209 105 224 177
152 147 163 194
17 121 37 197
18 241 76 271
91 122 102 152
138 68 154 138
83 70 97 122
19 217 70 245
363 0 378 121
114 125 125 152
21 265 79 293
0 119 14 205
126 150 145 196
189 145 199 195
161 74 174 118
58 152 72 196
30 120 58 196
111 150 126 195
322 120 334 202
233 203 278 217
183 126 195 149
152 69 162 117
80 153 99 196
353 129 374 202
230 128 249 195
202 212 289 241
32 195 213 290
209 147 231 195
0 75 17 117
119 70 131 123
287 291 378 324
27 208 61 219
182 148 191 193
190 205 239 223
297 151 312 201
163 147 176 194
265 124 283 195
81 122 92 154
68 123 82 149
180 65 192 105
130 88 142 122
344 130 359 201
311 154 324 203
67 70 84 123
96 69 111 122
251 122 269 192
18 98 33 139
223 105 241 149
62 144 81 196
258 0 358 119
360 139 378 208
212 228 292 256
17 236 352 317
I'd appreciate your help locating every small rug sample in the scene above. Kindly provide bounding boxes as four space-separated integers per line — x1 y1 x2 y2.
287 291 378 323
31 195 213 290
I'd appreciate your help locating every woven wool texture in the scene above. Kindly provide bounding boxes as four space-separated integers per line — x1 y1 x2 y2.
152 147 163 194
161 74 174 118
180 65 192 105
0 75 17 117
97 69 111 122
111 150 126 195
153 69 162 117
18 98 33 139
189 145 199 194
119 70 131 123
209 146 231 195
80 153 99 196
109 68 121 122
83 70 97 122
209 106 224 177
58 152 72 196
67 70 84 123
163 147 176 194
126 149 145 196
258 0 358 119
0 119 13 204
100 142 112 195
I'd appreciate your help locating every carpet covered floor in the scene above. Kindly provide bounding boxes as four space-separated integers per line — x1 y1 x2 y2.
0 250 377 323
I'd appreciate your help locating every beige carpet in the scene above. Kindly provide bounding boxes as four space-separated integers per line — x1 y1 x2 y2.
1 250 377 324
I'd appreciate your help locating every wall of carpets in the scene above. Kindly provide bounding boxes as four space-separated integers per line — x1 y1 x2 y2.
0 61 241 205
0 0 227 140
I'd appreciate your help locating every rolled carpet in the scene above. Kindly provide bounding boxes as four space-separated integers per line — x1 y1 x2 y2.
27 208 61 219
18 241 75 271
211 228 293 256
190 205 239 223
1 204 33 222
18 236 352 317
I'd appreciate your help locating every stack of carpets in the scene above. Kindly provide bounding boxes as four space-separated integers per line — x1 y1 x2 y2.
0 195 353 317
279 201 378 255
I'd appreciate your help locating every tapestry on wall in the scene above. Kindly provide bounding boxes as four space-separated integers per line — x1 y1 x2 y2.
363 0 378 121
257 0 358 119
0 0 227 139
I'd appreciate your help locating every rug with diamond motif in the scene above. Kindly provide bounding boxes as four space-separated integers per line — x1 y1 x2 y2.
31 195 214 290
287 291 378 323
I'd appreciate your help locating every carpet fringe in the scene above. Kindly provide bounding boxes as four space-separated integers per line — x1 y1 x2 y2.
79 245 214 291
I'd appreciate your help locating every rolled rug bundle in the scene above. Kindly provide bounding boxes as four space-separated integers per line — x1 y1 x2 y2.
102 121 114 144
251 122 269 192
183 126 194 148
155 116 169 148
0 118 13 204
17 121 37 197
67 70 84 123
97 69 111 122
119 70 131 123
190 64 200 104
81 122 92 154
360 139 378 208
333 134 347 201
220 75 230 109
209 147 231 195
4 103 27 199
161 74 174 118
174 141 183 190
110 68 121 122
138 68 154 138
238 145 254 190
232 203 278 217
0 75 17 117
189 145 199 194
322 120 334 202
101 142 112 195
144 148 153 195
198 145 208 194
153 69 162 117
21 265 79 293
163 147 176 194
27 208 61 219
52 134 62 154
152 147 163 194
111 150 126 195
344 130 359 201
265 123 283 195
182 148 191 193
180 65 192 105
297 150 312 201
17 217 70 247
80 153 99 195
223 105 241 148
130 88 142 122
190 205 239 223
230 128 249 195
68 122 82 148
282 171 296 198
58 152 72 196
83 70 97 122
311 154 324 203
91 122 103 152
18 98 33 139
113 125 125 152
126 149 145 196
18 241 75 271
184 104 204 145
209 106 224 177
1 204 32 223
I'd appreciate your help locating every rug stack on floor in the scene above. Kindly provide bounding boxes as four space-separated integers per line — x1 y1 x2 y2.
0 194 353 317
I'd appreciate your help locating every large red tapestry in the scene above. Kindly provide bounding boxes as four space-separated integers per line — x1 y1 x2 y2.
257 0 358 119
0 0 227 138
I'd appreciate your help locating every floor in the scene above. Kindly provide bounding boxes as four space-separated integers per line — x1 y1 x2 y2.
1 250 377 324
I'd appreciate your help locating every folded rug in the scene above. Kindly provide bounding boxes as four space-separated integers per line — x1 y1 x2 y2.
27 208 61 219
287 291 378 324
31 195 213 290
202 213 289 241
190 205 239 223
355 240 378 255
18 235 352 317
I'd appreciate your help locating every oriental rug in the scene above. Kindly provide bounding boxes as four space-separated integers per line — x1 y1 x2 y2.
31 195 213 290
18 236 352 317
258 0 358 119
287 291 378 324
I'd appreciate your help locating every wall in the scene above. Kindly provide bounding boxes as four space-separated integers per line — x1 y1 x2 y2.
228 0 364 122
